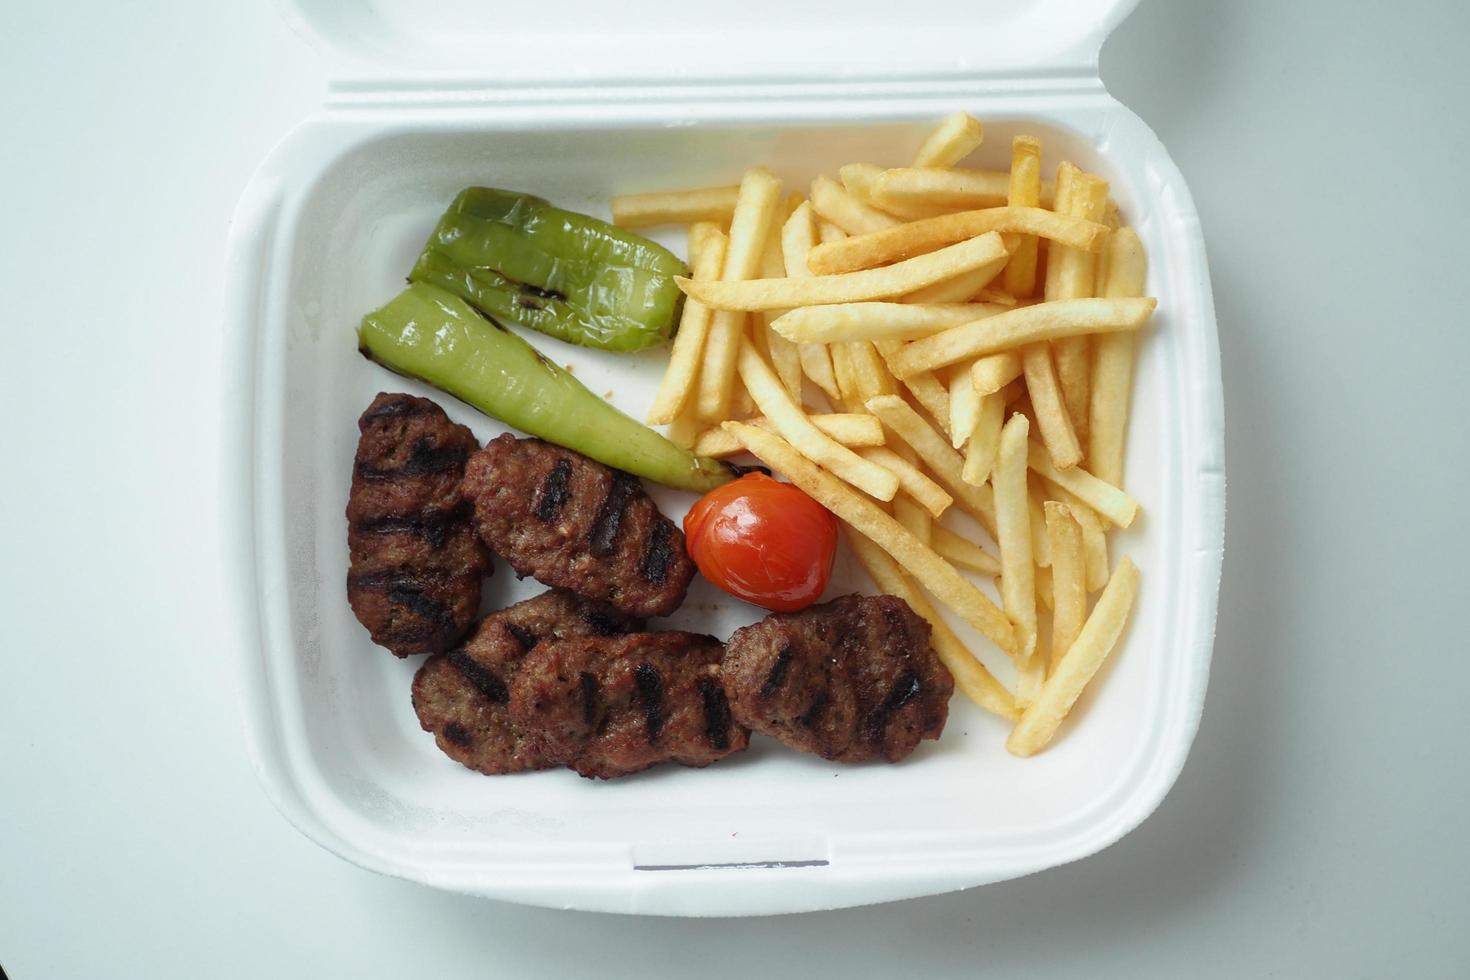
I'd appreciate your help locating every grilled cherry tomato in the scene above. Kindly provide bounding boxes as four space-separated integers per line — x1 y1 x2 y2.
683 473 838 612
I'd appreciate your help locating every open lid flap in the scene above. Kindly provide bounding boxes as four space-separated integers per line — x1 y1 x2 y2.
280 0 1140 90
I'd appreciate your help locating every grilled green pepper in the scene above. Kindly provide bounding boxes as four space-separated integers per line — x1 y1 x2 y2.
358 282 737 494
410 188 687 353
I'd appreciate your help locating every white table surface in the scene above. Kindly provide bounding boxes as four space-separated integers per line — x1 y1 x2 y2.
3 0 1467 975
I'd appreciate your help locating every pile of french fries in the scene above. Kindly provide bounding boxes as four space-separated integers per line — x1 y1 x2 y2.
614 113 1152 756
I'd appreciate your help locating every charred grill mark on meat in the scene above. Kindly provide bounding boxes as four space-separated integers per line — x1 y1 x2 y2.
442 722 473 747
579 671 600 727
699 677 732 751
582 608 624 636
634 663 664 742
354 438 470 481
864 670 921 745
760 644 794 699
639 521 675 586
448 648 510 704
588 473 640 557
362 397 437 421
505 623 537 650
350 505 468 550
534 458 573 521
798 690 829 730
347 570 456 642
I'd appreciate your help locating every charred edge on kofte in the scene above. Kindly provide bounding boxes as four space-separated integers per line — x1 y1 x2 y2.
346 570 457 643
447 648 510 704
534 458 573 521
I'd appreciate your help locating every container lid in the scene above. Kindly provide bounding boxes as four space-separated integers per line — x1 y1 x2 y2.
280 0 1139 90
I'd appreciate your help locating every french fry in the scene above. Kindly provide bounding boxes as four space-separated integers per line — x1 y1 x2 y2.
1089 227 1147 488
838 162 886 200
737 344 899 501
1045 481 1111 592
1035 564 1054 613
995 413 1039 673
781 201 843 403
886 297 1157 377
873 339 953 439
771 302 1006 344
805 206 1106 276
948 363 982 449
1028 476 1052 568
677 232 1010 312
1028 441 1139 527
843 340 898 403
961 391 1004 486
693 412 885 458
817 219 848 244
1002 136 1043 298
873 167 1010 211
1045 501 1087 675
864 394 997 535
810 174 902 237
696 166 783 420
893 494 932 545
930 524 1001 576
970 351 1023 396
610 184 740 229
724 422 1018 656
1007 556 1140 756
647 224 728 424
901 265 997 304
1022 342 1083 469
1048 168 1111 451
844 529 1018 720
665 411 700 450
828 341 862 413
859 446 953 518
912 111 984 168
758 210 803 400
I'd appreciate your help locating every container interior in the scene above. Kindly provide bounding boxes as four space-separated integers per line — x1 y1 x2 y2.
260 113 1196 879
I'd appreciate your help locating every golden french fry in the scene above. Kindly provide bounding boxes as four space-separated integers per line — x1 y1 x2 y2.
948 363 982 449
1045 482 1111 592
1035 563 1054 613
757 210 803 400
1022 342 1083 469
817 219 847 244
961 391 1004 486
696 167 783 420
665 411 700 450
930 524 1001 576
771 302 1007 344
888 297 1157 377
971 351 1024 396
1089 227 1147 488
975 286 1020 306
1048 169 1111 451
810 174 901 237
859 446 953 518
1045 501 1087 674
725 422 1018 656
913 111 984 168
1008 556 1140 756
805 206 1106 277
693 412 885 458
838 162 885 200
873 167 1010 211
610 184 740 229
647 225 729 424
799 343 841 404
1002 135 1043 298
844 529 1018 720
1028 441 1139 527
843 340 898 403
677 232 1010 312
864 394 996 535
994 413 1037 651
1028 476 1052 568
737 343 899 500
780 201 843 404
828 341 861 413
901 265 995 304
893 494 932 545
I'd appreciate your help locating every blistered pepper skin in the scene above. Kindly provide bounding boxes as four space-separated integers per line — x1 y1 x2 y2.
410 188 687 353
358 282 737 494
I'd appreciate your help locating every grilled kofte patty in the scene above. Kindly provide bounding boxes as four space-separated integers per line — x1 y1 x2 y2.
346 393 490 656
461 434 696 618
723 594 953 763
508 632 748 779
412 589 643 775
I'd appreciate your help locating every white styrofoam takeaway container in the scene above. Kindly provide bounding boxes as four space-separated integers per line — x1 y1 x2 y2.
222 0 1224 916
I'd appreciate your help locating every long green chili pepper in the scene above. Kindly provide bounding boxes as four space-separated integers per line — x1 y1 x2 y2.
410 188 687 353
358 282 738 494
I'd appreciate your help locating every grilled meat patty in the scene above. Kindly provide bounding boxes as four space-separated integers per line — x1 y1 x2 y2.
412 589 643 775
508 631 748 779
722 594 952 763
461 434 696 618
346 392 490 656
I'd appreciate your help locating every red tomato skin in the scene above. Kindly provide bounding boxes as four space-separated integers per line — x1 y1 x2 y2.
683 474 837 612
